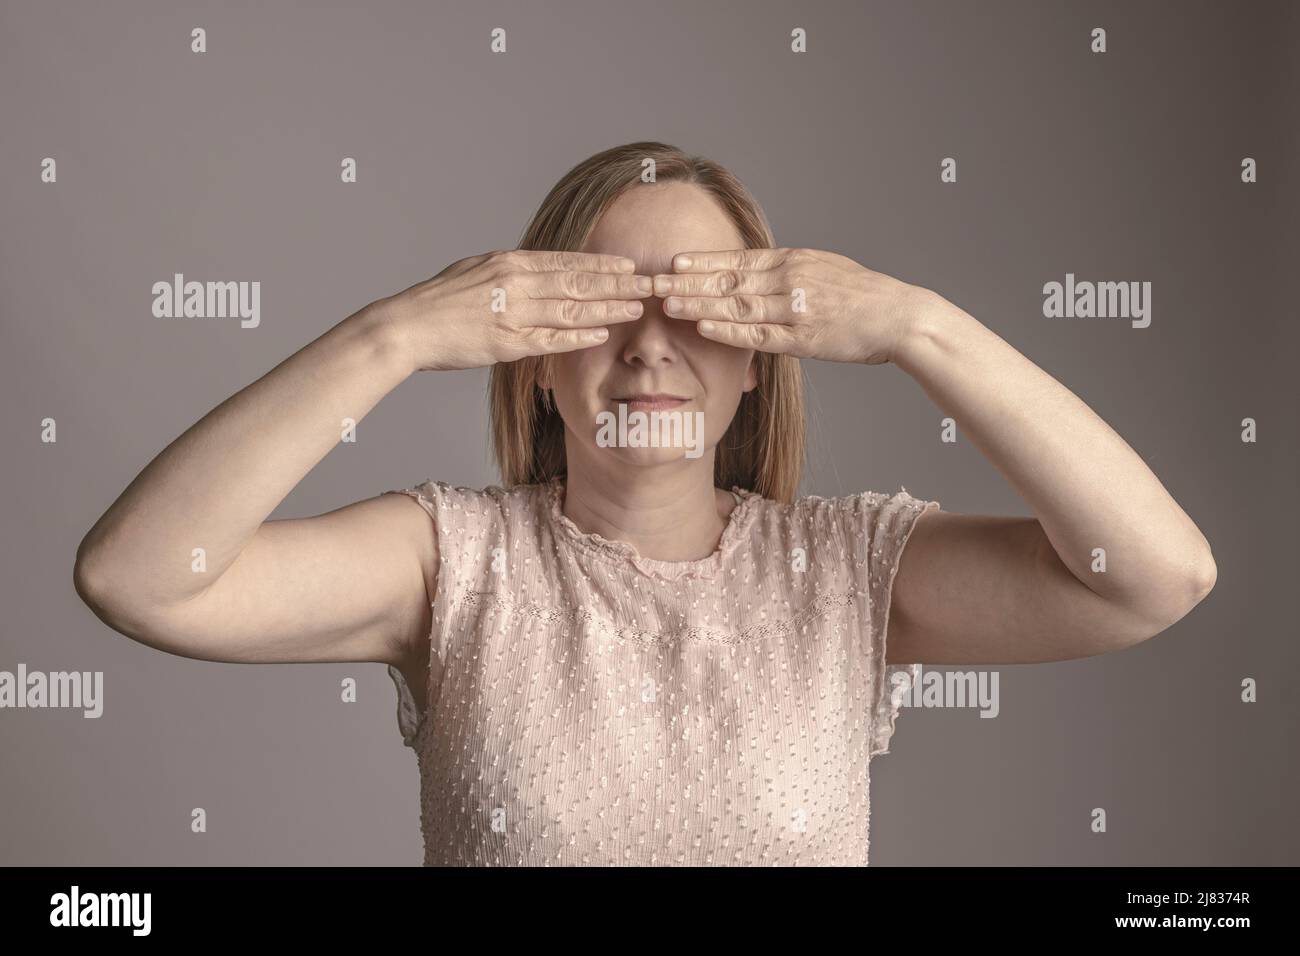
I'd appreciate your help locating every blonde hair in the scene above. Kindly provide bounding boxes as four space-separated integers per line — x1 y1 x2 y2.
489 141 806 503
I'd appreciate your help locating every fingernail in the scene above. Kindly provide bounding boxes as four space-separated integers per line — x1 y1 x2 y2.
698 320 715 333
625 301 643 317
664 297 681 313
674 255 692 270
635 276 652 294
653 276 671 295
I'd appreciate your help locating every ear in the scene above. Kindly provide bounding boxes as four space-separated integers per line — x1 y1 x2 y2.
741 351 760 393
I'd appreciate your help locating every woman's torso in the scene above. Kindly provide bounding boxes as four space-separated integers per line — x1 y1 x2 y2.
384 477 937 865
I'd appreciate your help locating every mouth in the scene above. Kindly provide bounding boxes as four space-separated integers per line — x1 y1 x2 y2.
612 394 690 412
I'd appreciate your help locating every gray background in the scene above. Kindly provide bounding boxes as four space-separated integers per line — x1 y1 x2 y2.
1 0 1295 865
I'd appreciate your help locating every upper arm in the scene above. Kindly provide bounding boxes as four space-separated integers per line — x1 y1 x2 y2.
884 509 1174 665
88 492 440 668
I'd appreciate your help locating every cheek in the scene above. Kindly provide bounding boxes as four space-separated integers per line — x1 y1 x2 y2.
698 347 756 442
548 348 610 417
700 344 755 394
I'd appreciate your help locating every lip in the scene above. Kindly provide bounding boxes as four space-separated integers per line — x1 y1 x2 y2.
612 394 689 412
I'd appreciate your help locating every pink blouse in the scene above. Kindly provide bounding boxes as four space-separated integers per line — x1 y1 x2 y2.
385 477 940 866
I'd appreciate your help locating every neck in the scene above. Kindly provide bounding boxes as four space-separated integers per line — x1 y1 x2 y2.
560 451 735 562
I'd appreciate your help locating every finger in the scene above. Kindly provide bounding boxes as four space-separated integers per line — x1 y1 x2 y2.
652 267 786 298
695 319 797 353
667 248 793 273
515 297 643 328
661 294 789 325
516 251 638 274
519 325 611 354
521 271 653 301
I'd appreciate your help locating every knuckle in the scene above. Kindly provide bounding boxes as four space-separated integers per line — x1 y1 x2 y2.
488 317 515 342
557 298 579 326
558 272 582 299
489 325 520 358
572 272 596 297
513 326 539 352
715 270 738 295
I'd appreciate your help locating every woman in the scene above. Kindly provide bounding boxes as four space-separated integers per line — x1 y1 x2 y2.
73 142 1217 866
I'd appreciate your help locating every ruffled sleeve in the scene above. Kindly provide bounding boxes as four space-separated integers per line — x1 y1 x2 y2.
381 479 490 749
387 662 423 748
851 487 942 758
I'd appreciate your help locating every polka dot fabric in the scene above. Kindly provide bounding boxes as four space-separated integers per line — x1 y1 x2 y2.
385 477 940 865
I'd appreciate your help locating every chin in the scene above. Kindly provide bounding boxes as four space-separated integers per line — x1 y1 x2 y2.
602 446 706 468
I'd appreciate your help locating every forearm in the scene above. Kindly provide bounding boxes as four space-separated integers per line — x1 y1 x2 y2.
893 290 1216 620
75 303 414 610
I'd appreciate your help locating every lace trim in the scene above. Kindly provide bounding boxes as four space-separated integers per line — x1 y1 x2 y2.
542 478 763 581
455 586 860 647
386 663 427 749
871 662 922 757
866 493 941 758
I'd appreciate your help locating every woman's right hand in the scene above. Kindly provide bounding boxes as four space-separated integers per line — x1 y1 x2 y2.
374 250 653 372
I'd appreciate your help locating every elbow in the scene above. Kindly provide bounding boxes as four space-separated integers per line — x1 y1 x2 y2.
1189 549 1217 604
73 539 118 621
1178 535 1218 611
73 551 154 643
73 537 103 607
73 536 140 633
1124 548 1217 647
73 537 194 649
1158 542 1218 621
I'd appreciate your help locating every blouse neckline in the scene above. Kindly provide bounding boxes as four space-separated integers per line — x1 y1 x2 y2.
542 477 761 581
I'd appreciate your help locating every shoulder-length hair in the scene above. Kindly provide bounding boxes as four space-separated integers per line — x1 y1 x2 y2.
489 141 805 503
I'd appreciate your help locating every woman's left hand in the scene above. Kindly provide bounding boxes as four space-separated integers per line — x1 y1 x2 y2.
652 247 941 365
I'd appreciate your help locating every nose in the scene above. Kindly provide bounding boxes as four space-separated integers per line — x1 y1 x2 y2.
619 297 683 368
